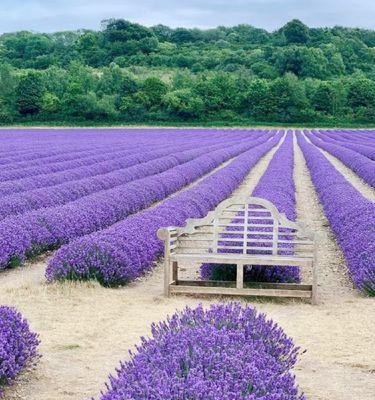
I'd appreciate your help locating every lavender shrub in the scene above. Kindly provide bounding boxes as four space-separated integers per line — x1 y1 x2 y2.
0 140 237 220
0 134 272 270
298 133 375 295
0 306 40 395
98 303 304 400
305 131 375 188
46 133 282 286
314 130 375 160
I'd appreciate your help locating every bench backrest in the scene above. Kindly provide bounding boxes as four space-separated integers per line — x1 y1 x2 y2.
157 196 314 258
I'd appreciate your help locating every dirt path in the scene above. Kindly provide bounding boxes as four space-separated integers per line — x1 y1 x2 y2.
1 133 375 400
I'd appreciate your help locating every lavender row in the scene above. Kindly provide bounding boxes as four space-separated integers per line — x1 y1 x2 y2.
46 133 282 286
0 131 268 204
1 129 243 171
0 135 141 168
0 146 171 197
2 141 147 172
0 306 40 395
313 130 375 161
99 303 304 400
298 133 375 295
322 129 375 146
0 139 244 220
201 132 299 284
0 139 215 198
0 136 271 270
0 131 267 197
0 139 192 182
305 131 375 188
0 128 259 159
0 128 171 153
0 129 174 165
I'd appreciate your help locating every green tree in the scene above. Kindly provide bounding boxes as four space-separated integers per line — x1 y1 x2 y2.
282 19 310 44
75 31 106 67
194 73 238 113
269 73 310 121
0 63 18 120
142 77 168 108
102 19 158 59
163 88 204 119
347 76 375 120
16 72 44 115
242 79 272 120
40 92 60 114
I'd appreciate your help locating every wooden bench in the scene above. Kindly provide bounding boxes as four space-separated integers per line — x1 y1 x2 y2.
157 196 318 304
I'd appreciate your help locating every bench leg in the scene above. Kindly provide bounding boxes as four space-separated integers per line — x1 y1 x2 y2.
311 260 318 305
164 258 171 297
311 233 319 305
236 264 244 289
172 261 178 284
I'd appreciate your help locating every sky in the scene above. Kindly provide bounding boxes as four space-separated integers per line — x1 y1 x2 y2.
0 0 374 33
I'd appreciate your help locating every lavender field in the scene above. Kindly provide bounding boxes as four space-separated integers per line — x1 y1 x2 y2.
0 127 374 400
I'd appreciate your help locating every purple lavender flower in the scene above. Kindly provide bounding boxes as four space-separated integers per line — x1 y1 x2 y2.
46 132 282 286
298 132 375 295
0 306 40 395
305 131 375 188
98 303 305 400
0 133 274 271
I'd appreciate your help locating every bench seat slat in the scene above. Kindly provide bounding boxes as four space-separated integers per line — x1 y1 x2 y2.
170 285 312 298
171 253 313 267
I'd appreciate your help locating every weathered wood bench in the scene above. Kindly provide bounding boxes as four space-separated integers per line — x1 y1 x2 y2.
157 196 318 304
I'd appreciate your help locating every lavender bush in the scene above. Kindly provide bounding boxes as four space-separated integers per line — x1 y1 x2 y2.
0 132 273 270
46 133 282 286
305 131 375 188
0 141 236 220
314 130 375 160
201 132 300 284
0 143 188 197
0 306 40 395
298 133 375 295
98 303 304 400
0 129 260 197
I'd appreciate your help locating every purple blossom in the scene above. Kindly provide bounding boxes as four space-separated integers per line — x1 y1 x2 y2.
0 130 274 271
46 132 282 286
0 129 260 197
98 303 305 400
0 141 237 220
313 130 375 160
305 131 375 188
0 306 40 395
298 132 375 295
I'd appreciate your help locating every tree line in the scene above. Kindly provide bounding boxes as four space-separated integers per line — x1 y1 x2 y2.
1 19 375 125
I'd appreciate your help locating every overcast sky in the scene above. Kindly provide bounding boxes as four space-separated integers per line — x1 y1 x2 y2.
1 0 374 33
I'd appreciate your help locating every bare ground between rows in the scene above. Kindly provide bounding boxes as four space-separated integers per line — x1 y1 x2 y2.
1 136 374 400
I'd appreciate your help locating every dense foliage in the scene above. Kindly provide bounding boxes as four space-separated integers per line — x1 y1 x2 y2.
0 306 40 395
98 303 304 399
1 19 375 125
